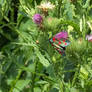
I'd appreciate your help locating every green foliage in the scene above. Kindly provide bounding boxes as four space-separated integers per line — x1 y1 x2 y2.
0 0 92 92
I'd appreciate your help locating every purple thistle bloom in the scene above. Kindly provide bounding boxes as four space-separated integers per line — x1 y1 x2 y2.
54 31 68 40
33 14 43 25
86 34 92 42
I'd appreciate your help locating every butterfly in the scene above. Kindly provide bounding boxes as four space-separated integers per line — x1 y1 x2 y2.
49 32 70 56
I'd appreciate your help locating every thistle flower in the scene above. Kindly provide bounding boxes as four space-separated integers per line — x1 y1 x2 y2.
37 2 55 16
86 34 92 42
33 14 43 25
38 2 55 10
54 31 68 40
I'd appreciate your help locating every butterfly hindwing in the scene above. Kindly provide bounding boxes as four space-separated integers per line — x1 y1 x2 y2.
55 39 70 47
50 38 66 56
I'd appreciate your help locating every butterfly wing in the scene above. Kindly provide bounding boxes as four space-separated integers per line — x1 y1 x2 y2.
53 38 70 47
49 38 66 56
49 31 70 56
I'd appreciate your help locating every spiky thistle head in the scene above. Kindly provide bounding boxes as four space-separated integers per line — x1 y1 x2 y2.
33 14 43 25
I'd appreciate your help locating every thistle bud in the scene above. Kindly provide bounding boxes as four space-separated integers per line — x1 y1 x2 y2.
86 34 92 42
33 14 43 25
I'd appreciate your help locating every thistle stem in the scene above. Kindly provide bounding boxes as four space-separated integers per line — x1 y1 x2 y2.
58 0 62 18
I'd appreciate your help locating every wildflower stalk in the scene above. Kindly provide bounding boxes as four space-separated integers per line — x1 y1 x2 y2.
31 60 38 92
58 0 62 18
72 56 82 86
34 0 37 9
9 70 23 92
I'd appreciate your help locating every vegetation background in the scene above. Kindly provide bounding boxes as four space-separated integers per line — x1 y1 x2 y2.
0 0 92 92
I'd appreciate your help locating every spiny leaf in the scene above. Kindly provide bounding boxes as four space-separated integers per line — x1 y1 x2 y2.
35 48 50 67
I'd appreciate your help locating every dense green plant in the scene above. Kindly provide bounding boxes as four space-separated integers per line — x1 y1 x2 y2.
0 0 92 92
